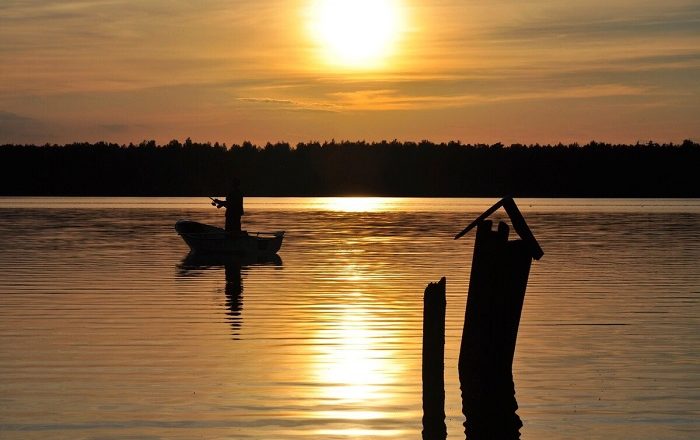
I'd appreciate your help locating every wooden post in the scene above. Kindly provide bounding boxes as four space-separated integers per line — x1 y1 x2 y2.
458 220 530 439
454 198 542 439
422 277 447 440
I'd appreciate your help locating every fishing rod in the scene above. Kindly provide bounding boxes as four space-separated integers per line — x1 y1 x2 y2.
209 196 222 208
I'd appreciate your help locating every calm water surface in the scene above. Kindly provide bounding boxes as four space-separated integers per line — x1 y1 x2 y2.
0 197 698 439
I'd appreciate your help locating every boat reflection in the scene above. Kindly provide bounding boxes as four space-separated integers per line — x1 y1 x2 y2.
177 252 282 337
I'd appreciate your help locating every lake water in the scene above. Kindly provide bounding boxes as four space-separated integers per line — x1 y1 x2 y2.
0 197 698 439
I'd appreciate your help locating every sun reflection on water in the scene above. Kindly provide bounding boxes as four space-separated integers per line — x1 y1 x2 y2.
321 197 392 212
312 305 404 428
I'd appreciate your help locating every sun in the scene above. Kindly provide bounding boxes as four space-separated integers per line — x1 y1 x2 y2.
307 0 406 70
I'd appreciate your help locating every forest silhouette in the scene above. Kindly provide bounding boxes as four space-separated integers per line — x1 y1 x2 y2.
1 139 697 197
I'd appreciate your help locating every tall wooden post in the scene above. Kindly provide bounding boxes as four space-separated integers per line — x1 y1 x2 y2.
422 277 447 440
454 198 542 439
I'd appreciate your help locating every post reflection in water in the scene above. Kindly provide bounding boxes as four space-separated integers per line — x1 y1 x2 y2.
460 376 522 440
421 361 522 440
177 252 283 337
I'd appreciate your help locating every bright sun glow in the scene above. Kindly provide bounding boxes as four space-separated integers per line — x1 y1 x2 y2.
313 307 402 408
323 197 389 212
308 0 405 69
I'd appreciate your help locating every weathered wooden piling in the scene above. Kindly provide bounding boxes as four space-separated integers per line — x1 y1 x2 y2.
422 277 447 440
455 198 543 439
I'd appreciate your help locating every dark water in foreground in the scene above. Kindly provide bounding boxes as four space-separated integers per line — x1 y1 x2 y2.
0 197 698 439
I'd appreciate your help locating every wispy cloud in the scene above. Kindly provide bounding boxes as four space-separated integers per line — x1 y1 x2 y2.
98 123 144 134
237 96 344 113
488 4 700 41
320 84 649 111
0 0 305 95
0 111 48 143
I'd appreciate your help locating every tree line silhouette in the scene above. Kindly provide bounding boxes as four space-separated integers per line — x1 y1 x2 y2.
1 139 698 196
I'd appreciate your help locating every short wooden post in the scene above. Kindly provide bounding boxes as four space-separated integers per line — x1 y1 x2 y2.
422 277 447 440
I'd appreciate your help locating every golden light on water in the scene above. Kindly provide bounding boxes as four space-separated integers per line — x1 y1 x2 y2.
306 0 407 70
322 197 391 212
313 307 402 407
303 233 410 437
317 324 383 402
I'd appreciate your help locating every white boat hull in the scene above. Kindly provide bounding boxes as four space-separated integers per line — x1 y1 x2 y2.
175 220 284 255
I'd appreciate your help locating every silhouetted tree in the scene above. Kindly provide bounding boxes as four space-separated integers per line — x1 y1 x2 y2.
0 140 697 196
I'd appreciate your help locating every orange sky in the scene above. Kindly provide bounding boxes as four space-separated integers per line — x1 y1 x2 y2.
1 0 698 145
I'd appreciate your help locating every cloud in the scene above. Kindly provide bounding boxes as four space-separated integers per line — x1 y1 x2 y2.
236 96 341 113
326 89 466 110
98 123 140 133
0 111 47 143
237 97 296 106
321 83 650 111
0 0 305 96
489 4 700 41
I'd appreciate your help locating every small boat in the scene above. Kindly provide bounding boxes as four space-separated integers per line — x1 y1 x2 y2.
175 220 284 255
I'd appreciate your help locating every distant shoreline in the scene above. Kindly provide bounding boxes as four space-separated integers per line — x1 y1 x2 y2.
2 140 698 197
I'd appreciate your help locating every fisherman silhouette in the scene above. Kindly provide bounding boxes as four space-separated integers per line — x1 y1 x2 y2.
212 178 244 234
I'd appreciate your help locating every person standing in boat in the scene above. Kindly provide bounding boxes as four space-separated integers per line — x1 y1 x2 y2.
212 178 244 234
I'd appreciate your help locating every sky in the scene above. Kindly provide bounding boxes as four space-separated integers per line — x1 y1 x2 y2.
1 0 699 145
